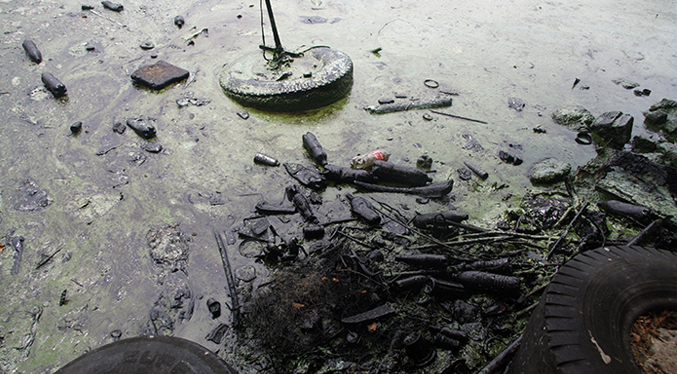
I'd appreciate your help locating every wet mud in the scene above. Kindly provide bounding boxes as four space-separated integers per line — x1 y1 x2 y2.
0 0 676 372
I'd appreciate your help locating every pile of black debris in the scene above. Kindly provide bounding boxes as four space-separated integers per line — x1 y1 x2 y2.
207 127 677 373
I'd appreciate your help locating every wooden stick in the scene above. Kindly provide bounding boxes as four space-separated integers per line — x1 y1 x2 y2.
627 218 664 246
475 335 523 374
214 230 240 327
546 202 589 260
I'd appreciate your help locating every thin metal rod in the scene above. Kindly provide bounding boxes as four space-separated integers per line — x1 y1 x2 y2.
264 0 283 53
430 109 488 124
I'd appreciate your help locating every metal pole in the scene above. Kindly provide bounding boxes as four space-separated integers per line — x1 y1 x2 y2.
264 0 283 53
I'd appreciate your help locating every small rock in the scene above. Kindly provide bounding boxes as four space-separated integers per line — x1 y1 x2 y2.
299 15 327 24
14 179 52 211
113 121 126 134
110 329 122 341
657 142 677 168
140 41 154 50
378 98 395 105
101 0 123 11
457 168 472 181
529 158 571 184
142 142 162 153
235 265 257 282
612 77 640 89
631 136 658 153
82 4 94 10
237 111 249 120
650 98 677 112
508 97 525 111
347 331 361 345
174 15 185 28
590 111 633 149
634 88 651 97
551 105 595 131
644 110 668 126
206 324 228 344
416 155 433 169
146 225 189 270
645 99 677 134
126 117 156 139
498 150 521 165
130 60 189 90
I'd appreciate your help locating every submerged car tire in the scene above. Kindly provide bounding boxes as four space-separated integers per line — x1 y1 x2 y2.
54 336 239 374
511 245 677 374
219 47 353 112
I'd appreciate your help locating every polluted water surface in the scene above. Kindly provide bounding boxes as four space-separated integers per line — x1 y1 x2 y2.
0 0 676 372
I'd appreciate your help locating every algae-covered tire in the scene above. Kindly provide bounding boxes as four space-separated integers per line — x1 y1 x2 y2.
511 245 677 374
54 336 239 374
219 47 353 112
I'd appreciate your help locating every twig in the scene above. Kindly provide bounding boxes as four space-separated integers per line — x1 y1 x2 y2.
409 230 554 251
410 236 513 249
515 301 539 317
437 219 488 233
627 218 664 246
430 109 488 124
35 247 63 269
475 335 523 374
525 282 549 298
337 230 377 249
96 145 119 156
448 230 554 241
88 9 126 27
369 199 475 260
214 230 240 328
546 202 589 260
322 217 358 226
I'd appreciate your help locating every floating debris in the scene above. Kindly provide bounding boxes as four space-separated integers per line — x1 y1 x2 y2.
42 72 67 98
341 303 395 324
253 152 280 167
131 60 189 90
463 161 489 180
302 132 328 166
365 96 452 114
354 179 454 198
174 15 185 28
22 39 42 63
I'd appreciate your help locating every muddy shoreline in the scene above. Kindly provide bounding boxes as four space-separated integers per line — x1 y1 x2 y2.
0 0 676 372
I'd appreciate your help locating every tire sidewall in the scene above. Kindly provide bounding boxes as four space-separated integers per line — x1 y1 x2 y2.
512 246 677 374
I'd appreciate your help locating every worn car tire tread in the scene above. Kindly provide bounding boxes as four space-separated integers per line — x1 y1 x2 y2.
511 245 677 374
220 47 353 112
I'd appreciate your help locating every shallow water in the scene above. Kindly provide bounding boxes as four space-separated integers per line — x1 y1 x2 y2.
0 0 675 372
